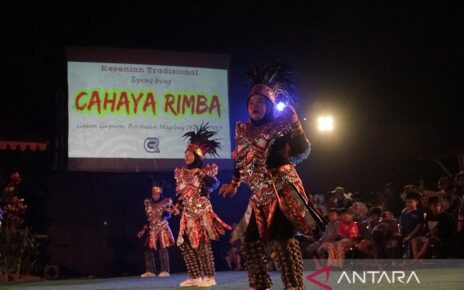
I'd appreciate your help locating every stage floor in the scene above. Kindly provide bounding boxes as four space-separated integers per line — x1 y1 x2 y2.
2 268 464 290
4 272 254 290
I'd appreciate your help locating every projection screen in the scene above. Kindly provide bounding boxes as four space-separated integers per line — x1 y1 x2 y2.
67 47 231 171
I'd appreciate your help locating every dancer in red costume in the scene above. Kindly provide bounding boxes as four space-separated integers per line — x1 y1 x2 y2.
220 61 325 290
137 181 174 277
173 123 232 288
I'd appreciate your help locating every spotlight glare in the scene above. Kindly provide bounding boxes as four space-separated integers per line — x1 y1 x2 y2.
317 116 334 132
276 101 286 112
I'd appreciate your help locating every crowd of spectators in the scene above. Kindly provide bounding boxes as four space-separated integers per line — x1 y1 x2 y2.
304 171 464 267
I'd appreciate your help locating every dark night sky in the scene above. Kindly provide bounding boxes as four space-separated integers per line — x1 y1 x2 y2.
1 1 463 192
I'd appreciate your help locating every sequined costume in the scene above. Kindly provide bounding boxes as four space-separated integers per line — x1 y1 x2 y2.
234 116 323 240
226 61 325 290
175 123 231 287
175 164 231 249
143 198 175 250
235 115 324 290
140 197 174 275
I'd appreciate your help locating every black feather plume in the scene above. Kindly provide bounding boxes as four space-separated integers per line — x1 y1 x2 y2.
183 122 221 158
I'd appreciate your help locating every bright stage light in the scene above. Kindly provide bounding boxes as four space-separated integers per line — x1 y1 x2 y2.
276 101 286 112
317 116 334 132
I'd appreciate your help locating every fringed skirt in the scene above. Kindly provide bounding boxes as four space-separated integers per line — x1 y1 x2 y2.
177 197 231 249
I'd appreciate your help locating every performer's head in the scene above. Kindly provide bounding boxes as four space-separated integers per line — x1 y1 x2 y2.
151 181 163 201
247 60 294 124
248 93 274 122
184 149 201 167
182 123 221 168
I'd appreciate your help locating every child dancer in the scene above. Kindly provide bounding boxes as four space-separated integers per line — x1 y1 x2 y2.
220 61 324 290
137 181 174 277
173 123 231 288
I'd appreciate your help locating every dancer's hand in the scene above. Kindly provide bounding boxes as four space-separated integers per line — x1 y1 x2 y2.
171 204 181 215
219 183 238 198
283 105 299 124
137 229 145 238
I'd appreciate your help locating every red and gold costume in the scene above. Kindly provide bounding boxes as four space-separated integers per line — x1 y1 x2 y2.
175 123 231 287
140 196 174 275
226 61 325 290
234 116 321 239
175 164 231 249
142 197 175 250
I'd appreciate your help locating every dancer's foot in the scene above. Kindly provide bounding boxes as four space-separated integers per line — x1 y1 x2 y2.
198 277 217 287
140 272 156 278
179 277 203 287
158 271 170 277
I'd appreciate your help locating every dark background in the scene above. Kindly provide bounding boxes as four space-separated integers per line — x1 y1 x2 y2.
1 1 463 277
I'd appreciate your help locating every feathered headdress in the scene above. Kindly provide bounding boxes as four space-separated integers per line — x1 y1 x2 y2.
183 123 221 159
247 59 296 105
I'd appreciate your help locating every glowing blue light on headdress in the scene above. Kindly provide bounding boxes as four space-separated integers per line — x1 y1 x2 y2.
276 101 286 112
